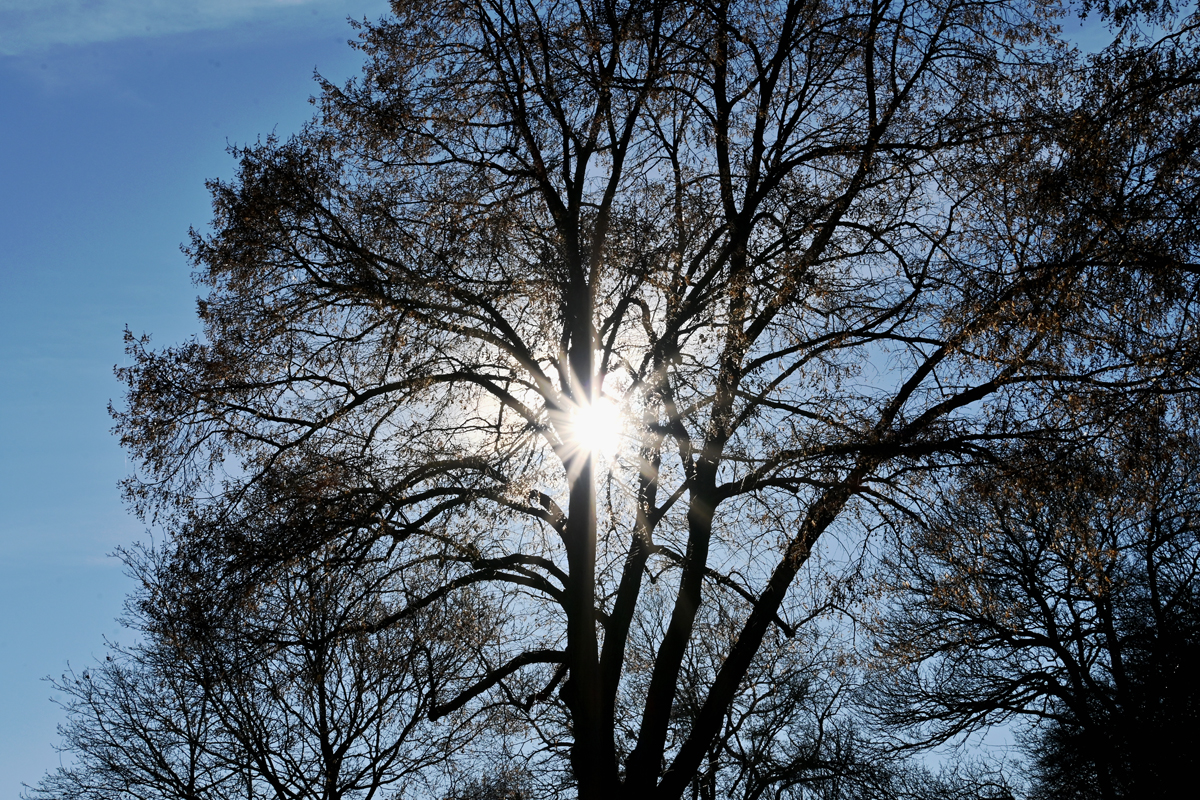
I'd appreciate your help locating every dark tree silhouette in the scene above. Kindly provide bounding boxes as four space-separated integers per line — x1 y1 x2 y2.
112 1 1200 797
25 644 231 800
868 402 1200 799
25 542 471 800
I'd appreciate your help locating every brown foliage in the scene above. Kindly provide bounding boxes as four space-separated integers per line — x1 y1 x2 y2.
111 2 1200 797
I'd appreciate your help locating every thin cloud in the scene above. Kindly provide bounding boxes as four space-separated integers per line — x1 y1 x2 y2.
0 0 365 56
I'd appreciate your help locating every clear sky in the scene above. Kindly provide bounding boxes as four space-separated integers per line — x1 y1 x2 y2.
0 1 389 794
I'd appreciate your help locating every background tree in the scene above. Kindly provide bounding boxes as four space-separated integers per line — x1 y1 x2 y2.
867 402 1200 799
25 641 231 800
114 1 1200 797
26 538 471 800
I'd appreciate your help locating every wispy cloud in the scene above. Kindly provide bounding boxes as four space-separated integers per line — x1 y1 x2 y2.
0 0 372 56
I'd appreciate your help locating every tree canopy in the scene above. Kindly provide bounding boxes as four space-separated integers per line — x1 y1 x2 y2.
869 404 1200 799
80 0 1200 798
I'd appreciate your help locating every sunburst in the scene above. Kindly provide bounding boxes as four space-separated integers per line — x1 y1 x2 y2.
566 394 623 460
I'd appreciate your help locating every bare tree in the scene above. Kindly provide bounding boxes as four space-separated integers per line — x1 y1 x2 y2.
26 539 472 800
114 1 1200 797
867 400 1200 799
25 644 232 800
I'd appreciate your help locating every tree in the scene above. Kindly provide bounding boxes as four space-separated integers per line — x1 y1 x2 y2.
25 642 232 800
26 541 471 800
867 403 1200 799
114 1 1200 797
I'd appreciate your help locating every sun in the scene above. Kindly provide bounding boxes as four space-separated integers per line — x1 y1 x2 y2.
567 395 623 460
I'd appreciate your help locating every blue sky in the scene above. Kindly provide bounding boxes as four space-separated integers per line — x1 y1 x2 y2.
0 1 388 793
